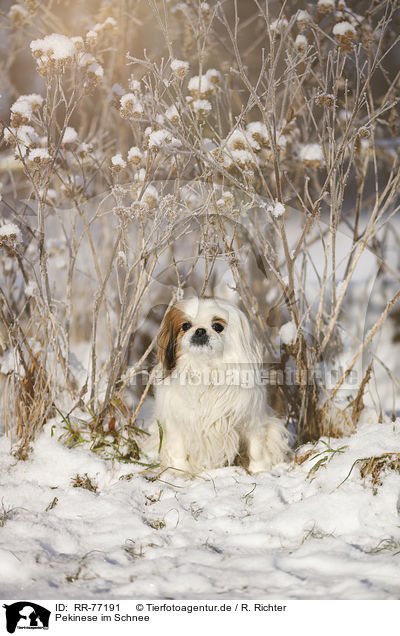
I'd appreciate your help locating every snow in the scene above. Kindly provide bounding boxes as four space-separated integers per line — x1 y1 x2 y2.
0 222 21 241
30 34 76 61
246 121 269 144
229 148 256 168
87 61 104 79
227 130 250 150
109 83 125 102
192 99 212 114
120 93 143 117
27 147 51 163
143 184 159 204
62 126 78 144
299 143 324 163
127 146 142 163
171 59 189 77
10 98 32 121
111 153 127 168
134 167 146 182
206 68 220 84
295 34 308 49
128 78 141 92
276 132 287 149
24 93 43 109
95 16 117 32
9 4 28 20
270 18 289 34
333 21 357 36
148 129 182 151
165 104 180 121
279 320 297 345
3 125 39 153
71 36 84 49
318 0 335 9
268 200 286 218
0 349 17 375
25 280 37 297
77 142 91 157
77 52 96 68
296 10 310 23
1 413 400 599
120 93 136 109
86 29 98 42
188 75 213 96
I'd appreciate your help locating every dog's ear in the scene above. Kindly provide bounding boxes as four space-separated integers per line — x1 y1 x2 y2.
157 306 184 373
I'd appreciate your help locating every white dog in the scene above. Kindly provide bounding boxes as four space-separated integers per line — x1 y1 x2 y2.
149 297 289 474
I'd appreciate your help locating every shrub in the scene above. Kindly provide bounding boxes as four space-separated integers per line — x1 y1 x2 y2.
0 0 399 456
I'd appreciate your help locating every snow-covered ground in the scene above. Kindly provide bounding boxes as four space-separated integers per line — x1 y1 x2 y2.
1 412 400 599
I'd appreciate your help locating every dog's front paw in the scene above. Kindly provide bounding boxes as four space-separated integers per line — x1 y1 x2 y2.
248 458 272 474
169 457 192 473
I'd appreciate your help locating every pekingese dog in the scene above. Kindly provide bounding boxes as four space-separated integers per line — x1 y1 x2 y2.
150 297 289 474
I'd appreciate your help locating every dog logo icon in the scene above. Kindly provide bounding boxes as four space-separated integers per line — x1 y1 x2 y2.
3 602 50 633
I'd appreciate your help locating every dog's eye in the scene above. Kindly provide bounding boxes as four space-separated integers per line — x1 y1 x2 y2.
212 322 224 333
181 322 192 332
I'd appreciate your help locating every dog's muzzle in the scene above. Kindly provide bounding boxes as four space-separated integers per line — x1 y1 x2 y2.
190 327 209 346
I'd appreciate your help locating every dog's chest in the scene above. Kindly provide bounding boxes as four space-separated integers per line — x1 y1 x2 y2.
168 379 241 420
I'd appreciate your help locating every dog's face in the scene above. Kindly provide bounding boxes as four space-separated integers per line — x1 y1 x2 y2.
157 297 261 374
179 297 228 355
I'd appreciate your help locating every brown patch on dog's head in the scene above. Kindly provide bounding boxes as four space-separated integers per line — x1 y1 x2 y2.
157 305 187 374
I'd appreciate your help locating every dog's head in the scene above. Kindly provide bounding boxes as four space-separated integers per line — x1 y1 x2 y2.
157 297 262 374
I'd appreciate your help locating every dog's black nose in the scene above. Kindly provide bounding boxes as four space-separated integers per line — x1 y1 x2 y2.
191 327 209 346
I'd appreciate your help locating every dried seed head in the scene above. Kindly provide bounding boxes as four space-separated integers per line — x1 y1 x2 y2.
8 4 29 27
191 99 212 118
77 142 92 159
171 59 189 79
316 93 335 107
188 74 214 99
143 185 159 209
200 2 210 17
296 10 311 31
30 33 76 73
127 146 143 165
108 83 125 108
120 93 143 119
333 21 357 50
26 0 37 14
130 200 149 220
111 153 127 171
86 62 104 83
71 36 84 51
27 147 52 166
85 30 98 47
317 0 335 14
358 126 370 139
270 17 289 35
165 104 180 124
299 143 325 167
246 122 269 148
295 34 308 52
206 68 221 85
0 223 22 249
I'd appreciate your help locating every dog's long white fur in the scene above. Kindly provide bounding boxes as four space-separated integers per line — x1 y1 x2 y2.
147 297 289 474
